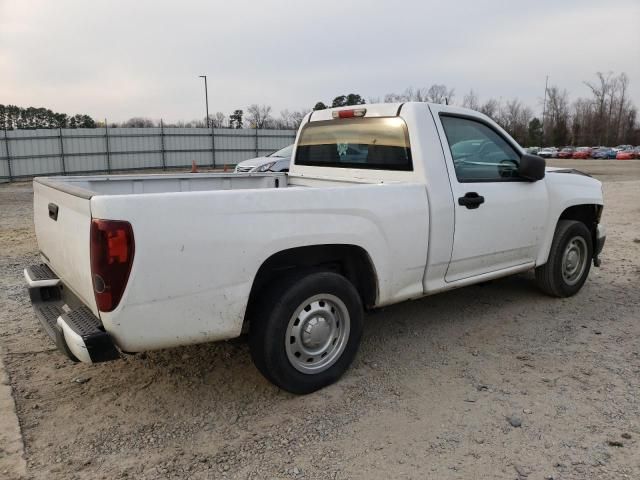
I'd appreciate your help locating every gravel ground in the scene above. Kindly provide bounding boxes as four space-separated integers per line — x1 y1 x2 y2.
0 159 639 480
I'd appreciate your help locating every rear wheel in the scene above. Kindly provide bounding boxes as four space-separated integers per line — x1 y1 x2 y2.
248 271 363 394
535 220 593 297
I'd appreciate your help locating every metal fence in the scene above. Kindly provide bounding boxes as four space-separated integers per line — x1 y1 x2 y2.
0 126 297 182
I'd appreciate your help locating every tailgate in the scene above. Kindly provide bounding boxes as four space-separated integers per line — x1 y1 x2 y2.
33 180 98 316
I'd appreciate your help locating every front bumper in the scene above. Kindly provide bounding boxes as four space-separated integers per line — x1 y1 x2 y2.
24 265 120 363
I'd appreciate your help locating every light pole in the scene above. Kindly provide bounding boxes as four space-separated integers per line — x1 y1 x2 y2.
199 75 209 128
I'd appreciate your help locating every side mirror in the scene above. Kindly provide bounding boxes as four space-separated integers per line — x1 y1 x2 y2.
519 154 546 181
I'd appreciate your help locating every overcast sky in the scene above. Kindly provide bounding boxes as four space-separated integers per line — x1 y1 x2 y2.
1 0 639 123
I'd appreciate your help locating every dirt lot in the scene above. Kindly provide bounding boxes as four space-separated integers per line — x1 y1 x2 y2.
1 159 639 479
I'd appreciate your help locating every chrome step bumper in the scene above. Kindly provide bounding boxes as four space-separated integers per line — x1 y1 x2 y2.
24 264 61 288
25 265 120 363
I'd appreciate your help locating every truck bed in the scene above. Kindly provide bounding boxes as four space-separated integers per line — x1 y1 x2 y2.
35 172 288 199
32 172 288 317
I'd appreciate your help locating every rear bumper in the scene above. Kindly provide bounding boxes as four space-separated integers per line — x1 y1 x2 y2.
24 265 120 364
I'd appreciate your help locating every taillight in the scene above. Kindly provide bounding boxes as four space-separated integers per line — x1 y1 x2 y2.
331 108 367 119
90 219 135 312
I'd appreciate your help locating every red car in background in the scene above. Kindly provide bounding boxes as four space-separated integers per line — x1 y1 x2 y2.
616 149 636 160
572 147 592 159
558 147 575 158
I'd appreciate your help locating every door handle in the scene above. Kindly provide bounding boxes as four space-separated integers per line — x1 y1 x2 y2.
458 192 485 209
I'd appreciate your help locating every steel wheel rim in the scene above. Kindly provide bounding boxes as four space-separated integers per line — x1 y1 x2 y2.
285 294 350 374
562 236 588 286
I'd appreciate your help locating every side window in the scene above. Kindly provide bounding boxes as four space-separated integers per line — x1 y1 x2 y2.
440 116 521 182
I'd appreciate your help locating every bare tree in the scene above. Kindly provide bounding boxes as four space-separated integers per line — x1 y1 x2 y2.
614 73 629 143
277 109 293 129
571 72 636 145
479 98 500 119
246 104 272 128
544 86 570 146
426 84 454 104
494 98 532 145
462 89 480 110
571 98 593 145
383 85 450 103
209 112 227 128
398 87 429 102
290 110 310 129
383 92 405 103
584 72 614 144
122 117 156 128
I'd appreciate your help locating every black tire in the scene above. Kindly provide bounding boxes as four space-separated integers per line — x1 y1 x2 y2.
535 220 593 297
248 271 363 394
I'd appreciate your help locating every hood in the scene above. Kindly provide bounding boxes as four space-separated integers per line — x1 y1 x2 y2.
236 156 274 168
546 167 592 177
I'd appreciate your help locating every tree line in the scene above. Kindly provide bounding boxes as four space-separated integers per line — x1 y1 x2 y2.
365 73 637 146
158 72 640 146
0 104 96 130
2 72 638 146
99 106 313 130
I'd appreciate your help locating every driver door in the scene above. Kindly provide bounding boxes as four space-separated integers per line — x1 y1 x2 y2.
431 109 548 282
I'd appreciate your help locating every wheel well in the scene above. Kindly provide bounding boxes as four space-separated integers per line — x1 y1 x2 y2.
244 245 378 328
558 204 602 244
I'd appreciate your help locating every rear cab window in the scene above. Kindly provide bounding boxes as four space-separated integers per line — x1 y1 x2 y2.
295 117 412 171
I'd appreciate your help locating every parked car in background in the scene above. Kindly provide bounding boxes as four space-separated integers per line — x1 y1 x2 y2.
616 149 636 160
592 148 616 159
633 147 640 159
234 144 293 173
613 145 632 152
572 147 592 159
526 147 540 155
537 147 556 158
558 147 575 159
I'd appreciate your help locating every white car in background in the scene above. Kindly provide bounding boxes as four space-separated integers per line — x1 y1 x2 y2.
537 147 557 158
234 144 293 173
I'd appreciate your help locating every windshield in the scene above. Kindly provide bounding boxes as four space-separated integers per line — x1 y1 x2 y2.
295 117 412 171
269 144 294 158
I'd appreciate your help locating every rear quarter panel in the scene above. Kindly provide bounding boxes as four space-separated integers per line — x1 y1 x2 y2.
91 184 429 351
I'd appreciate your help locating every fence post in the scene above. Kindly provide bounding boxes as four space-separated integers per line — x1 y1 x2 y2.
160 119 166 170
211 125 216 168
3 127 12 181
104 119 111 173
58 127 66 174
255 126 259 157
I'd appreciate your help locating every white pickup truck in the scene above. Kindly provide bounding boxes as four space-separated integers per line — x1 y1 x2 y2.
25 102 606 394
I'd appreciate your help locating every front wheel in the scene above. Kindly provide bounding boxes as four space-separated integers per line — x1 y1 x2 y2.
248 271 364 394
535 220 593 297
